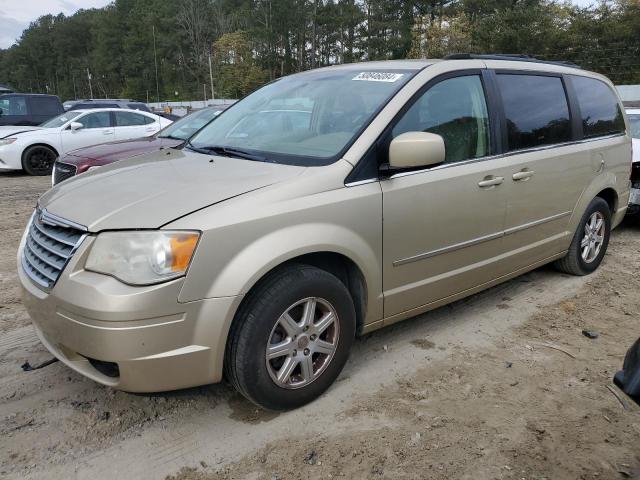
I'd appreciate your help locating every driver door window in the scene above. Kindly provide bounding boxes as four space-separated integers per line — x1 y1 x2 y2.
392 75 490 164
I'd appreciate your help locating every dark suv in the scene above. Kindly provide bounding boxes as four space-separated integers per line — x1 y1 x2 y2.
0 93 64 126
65 99 151 113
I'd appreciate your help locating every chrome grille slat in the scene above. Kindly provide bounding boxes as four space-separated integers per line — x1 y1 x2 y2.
21 209 86 290
28 228 70 259
25 239 66 270
32 220 80 247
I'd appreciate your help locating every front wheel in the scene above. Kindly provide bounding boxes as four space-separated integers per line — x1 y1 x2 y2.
554 197 611 275
225 264 356 410
22 145 57 176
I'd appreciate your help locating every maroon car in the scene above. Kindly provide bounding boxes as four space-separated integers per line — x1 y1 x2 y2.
52 106 227 185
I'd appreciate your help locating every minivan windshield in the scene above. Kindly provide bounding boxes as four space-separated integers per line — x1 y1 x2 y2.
188 69 416 165
629 114 640 139
41 111 82 128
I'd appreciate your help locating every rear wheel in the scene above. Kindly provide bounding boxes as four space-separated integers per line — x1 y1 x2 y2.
554 197 611 275
225 264 356 410
22 145 56 176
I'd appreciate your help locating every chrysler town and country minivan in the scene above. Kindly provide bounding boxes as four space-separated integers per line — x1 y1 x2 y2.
18 55 631 410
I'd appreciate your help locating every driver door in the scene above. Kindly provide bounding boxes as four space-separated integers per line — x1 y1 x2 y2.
60 111 114 153
382 73 512 319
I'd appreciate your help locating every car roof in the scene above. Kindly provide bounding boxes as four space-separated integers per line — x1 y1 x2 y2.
69 107 156 115
0 93 60 98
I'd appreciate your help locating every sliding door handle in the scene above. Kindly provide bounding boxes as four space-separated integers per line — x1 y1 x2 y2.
512 169 535 181
478 176 504 188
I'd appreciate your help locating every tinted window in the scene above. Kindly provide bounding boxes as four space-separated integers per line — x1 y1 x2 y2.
77 112 111 129
629 114 640 140
41 111 82 128
392 75 490 164
115 111 148 126
497 74 571 150
0 96 27 116
29 97 62 116
571 76 625 138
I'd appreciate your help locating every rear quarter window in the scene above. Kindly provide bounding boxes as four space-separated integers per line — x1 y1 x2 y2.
496 74 571 151
571 75 625 138
29 96 62 116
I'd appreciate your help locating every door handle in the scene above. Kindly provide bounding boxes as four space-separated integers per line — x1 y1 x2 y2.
103 130 113 135
512 169 535 181
478 175 504 188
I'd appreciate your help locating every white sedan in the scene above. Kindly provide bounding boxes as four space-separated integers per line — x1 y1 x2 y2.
0 108 172 175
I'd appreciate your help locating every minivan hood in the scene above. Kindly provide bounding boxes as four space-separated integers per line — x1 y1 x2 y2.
40 149 306 231
0 126 42 138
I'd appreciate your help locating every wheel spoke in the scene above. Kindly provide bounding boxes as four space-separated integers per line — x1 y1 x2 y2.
594 234 603 244
581 236 589 248
594 218 603 233
276 356 299 383
301 298 316 327
315 339 335 355
279 312 301 336
267 340 293 360
314 311 335 335
300 356 314 381
582 245 590 259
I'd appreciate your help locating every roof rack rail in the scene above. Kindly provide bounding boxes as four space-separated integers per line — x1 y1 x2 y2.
444 53 581 69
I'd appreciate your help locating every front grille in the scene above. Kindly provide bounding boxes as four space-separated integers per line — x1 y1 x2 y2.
21 209 86 290
52 162 77 185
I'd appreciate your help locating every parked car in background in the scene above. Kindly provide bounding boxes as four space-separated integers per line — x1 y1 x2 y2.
18 56 630 410
52 105 226 184
0 108 171 175
0 93 64 126
65 99 151 112
626 108 640 214
0 84 13 94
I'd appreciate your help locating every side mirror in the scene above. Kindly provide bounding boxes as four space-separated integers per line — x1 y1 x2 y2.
70 121 83 131
388 131 445 170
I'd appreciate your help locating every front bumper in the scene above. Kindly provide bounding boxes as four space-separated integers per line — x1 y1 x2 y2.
18 235 242 392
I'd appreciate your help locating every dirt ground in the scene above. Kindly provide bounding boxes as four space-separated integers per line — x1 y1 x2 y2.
0 171 639 480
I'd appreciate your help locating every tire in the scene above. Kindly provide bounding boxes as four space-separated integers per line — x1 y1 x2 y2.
22 145 57 176
554 197 611 276
225 264 356 411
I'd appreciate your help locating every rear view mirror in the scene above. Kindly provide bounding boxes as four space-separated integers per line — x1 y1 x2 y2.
70 121 83 131
388 131 445 170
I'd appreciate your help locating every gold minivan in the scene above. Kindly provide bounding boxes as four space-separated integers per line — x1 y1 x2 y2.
18 55 631 410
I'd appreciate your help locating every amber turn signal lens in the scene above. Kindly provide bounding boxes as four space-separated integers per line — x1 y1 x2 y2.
170 234 199 272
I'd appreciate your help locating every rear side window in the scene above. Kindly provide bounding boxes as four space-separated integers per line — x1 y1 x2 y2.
29 97 62 116
571 76 625 138
115 111 151 126
497 74 571 151
0 96 27 116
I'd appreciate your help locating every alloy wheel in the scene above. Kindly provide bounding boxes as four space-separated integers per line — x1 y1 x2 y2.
581 211 605 263
265 297 340 389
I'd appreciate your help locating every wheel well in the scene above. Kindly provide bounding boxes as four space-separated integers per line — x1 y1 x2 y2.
244 252 368 334
21 143 59 162
596 188 617 214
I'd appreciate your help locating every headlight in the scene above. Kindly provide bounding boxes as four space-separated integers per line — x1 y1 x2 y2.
85 231 200 285
0 138 16 146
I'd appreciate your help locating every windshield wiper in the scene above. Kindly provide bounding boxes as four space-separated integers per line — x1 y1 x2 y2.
186 142 270 162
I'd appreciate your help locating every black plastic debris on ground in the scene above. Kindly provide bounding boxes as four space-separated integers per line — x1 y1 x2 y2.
614 337 640 406
582 329 599 339
21 358 58 372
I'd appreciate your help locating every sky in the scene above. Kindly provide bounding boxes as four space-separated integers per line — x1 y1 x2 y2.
0 0 597 50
